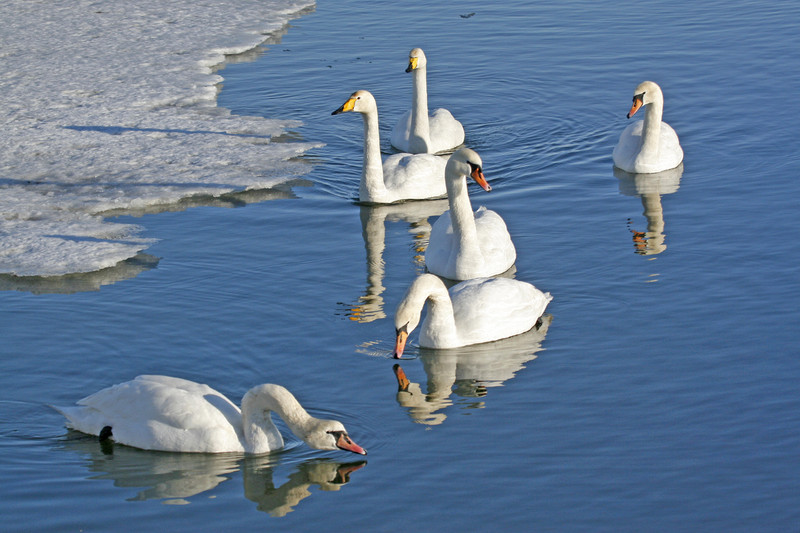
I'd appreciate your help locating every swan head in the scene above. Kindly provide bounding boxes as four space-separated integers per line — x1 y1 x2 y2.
405 47 427 73
304 418 367 455
627 80 663 119
394 298 421 359
332 90 377 116
447 147 491 192
393 274 446 358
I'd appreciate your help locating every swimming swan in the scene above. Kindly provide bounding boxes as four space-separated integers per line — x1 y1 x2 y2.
333 89 447 204
425 147 516 280
393 273 552 357
613 80 683 174
391 48 465 154
53 375 367 455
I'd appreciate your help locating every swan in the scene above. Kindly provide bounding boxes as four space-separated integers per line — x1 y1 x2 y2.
52 375 367 455
391 48 465 154
332 89 447 204
612 80 683 174
393 273 552 357
425 147 516 280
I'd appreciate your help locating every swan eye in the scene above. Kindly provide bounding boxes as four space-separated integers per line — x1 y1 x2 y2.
633 92 645 103
396 323 408 336
468 162 482 173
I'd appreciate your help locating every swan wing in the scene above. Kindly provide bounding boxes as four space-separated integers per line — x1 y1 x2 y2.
382 153 448 201
391 108 464 154
59 375 244 452
613 120 683 173
450 277 551 345
427 108 465 153
474 207 517 275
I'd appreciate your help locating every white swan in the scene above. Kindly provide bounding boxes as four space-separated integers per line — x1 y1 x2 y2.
390 48 465 154
425 147 516 280
332 90 447 204
393 273 552 357
53 375 367 455
612 80 683 174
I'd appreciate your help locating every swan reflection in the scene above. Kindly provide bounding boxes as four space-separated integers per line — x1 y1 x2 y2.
57 432 365 515
345 199 448 323
392 315 551 426
615 164 683 256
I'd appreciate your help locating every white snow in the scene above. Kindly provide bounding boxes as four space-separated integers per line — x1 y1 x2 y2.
0 0 317 277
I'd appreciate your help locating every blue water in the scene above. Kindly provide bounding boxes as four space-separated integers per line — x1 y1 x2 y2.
2 0 799 531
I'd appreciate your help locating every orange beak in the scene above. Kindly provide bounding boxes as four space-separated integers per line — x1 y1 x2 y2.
393 364 410 391
394 329 409 359
627 97 643 119
471 166 491 192
335 432 367 455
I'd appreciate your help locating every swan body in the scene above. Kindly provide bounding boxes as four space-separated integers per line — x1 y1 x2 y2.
425 147 516 280
613 80 683 174
53 375 367 455
333 89 447 204
391 48 465 154
393 273 552 357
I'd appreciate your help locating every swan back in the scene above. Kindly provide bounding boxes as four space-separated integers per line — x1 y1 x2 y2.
56 375 246 453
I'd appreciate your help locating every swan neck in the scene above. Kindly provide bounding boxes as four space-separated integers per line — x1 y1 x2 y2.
410 67 431 152
641 98 663 155
242 385 313 454
360 109 387 202
446 175 481 261
422 282 458 340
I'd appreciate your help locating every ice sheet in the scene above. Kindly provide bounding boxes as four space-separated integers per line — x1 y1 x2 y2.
0 0 317 277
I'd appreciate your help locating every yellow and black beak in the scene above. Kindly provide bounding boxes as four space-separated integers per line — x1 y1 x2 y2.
627 94 644 119
332 95 357 115
405 56 419 73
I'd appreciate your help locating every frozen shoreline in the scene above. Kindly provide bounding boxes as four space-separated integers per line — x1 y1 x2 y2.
0 0 317 277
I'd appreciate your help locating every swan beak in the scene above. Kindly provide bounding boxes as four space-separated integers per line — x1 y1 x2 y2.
332 96 357 115
471 166 491 192
405 57 419 73
393 364 410 391
627 96 643 119
335 432 367 455
394 329 409 359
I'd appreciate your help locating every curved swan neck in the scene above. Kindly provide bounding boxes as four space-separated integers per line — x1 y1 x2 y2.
409 66 431 152
359 108 388 202
404 275 457 340
242 384 313 454
422 281 457 340
446 173 482 262
641 95 664 157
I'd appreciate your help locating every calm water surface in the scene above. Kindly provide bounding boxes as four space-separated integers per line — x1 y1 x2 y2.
2 1 799 531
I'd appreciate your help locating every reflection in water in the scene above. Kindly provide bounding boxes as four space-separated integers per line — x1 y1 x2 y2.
393 315 551 426
343 199 449 323
0 254 160 294
615 164 683 256
57 431 365 515
243 457 366 517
